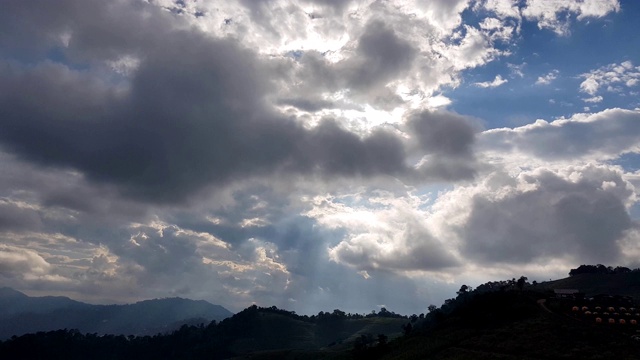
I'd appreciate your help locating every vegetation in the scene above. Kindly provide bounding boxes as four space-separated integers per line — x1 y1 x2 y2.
569 264 636 276
3 267 640 359
0 304 408 359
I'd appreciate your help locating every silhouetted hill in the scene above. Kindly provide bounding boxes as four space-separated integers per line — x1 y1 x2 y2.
4 271 640 359
0 304 408 359
0 288 232 339
376 289 640 359
540 272 640 299
210 305 406 356
0 287 88 318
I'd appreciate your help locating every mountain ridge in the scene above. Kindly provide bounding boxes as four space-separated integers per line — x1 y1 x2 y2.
0 287 233 339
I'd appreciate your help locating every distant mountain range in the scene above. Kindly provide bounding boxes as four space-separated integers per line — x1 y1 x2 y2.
0 287 232 339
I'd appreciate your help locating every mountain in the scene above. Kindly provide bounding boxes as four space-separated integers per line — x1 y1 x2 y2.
0 287 87 317
0 288 232 339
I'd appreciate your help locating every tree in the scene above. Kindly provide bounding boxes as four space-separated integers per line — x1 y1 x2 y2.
332 309 346 318
614 266 631 274
456 284 469 297
402 322 413 335
427 304 437 313
516 276 528 290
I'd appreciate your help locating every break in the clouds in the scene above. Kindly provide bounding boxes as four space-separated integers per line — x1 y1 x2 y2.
0 0 638 315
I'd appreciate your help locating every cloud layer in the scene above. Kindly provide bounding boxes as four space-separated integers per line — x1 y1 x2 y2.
0 0 636 315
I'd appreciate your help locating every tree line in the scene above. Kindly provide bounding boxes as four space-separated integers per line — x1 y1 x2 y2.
569 264 638 276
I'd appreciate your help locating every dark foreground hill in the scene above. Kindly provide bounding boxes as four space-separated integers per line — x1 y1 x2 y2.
3 290 640 359
3 272 640 359
377 291 640 360
541 271 640 300
0 287 232 339
0 304 408 359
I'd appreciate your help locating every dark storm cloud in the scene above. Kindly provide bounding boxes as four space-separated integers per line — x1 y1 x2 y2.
114 225 203 277
0 35 398 202
461 167 633 264
0 201 42 231
0 0 171 62
408 111 476 157
407 110 479 181
300 120 408 177
284 19 417 108
0 56 407 201
0 0 476 203
343 19 417 90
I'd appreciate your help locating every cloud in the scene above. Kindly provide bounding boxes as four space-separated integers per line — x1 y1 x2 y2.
0 1 497 204
407 110 480 181
579 61 640 96
583 95 603 103
0 42 414 203
0 0 637 316
522 0 620 35
474 74 508 88
478 0 619 36
478 17 516 42
507 62 526 78
535 69 559 85
0 199 42 231
409 111 477 158
0 245 51 280
480 108 640 162
457 165 634 265
340 20 417 91
478 0 521 20
306 190 460 273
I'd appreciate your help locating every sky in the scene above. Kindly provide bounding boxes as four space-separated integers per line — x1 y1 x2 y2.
0 0 639 315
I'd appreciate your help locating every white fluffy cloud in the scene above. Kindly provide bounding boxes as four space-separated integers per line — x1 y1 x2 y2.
479 108 640 162
474 74 508 88
522 0 620 35
535 69 559 85
304 191 460 272
579 61 640 96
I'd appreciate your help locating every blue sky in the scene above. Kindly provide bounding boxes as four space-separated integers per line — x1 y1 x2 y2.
0 0 639 316
450 0 640 129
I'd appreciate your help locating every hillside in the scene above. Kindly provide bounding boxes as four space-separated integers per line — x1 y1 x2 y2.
0 288 232 339
215 306 407 357
4 271 640 359
377 290 640 360
540 272 640 300
0 304 409 359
